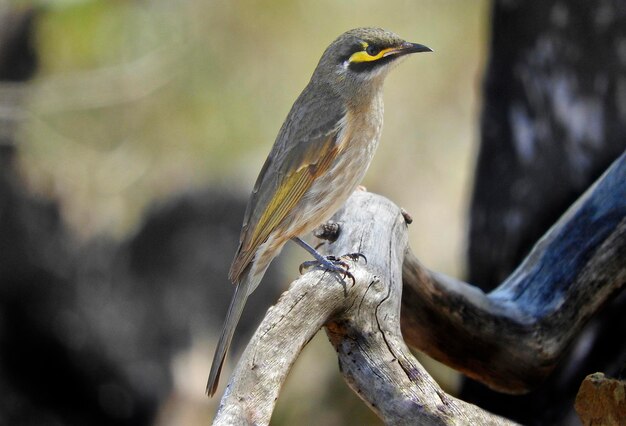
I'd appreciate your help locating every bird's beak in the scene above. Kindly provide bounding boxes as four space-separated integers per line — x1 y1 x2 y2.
381 42 432 59
399 42 433 54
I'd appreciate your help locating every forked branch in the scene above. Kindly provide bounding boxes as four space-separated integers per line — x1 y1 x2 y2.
213 153 624 424
401 152 626 393
213 191 515 425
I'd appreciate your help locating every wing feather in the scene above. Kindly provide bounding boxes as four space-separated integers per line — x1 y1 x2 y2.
229 81 345 282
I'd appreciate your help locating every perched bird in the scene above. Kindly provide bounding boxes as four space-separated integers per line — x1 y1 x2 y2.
207 27 431 396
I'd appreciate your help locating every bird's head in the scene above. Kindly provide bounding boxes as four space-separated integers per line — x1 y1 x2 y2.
313 27 432 102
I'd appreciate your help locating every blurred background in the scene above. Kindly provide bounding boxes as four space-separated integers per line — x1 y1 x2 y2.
18 0 486 272
0 0 488 424
3 0 626 424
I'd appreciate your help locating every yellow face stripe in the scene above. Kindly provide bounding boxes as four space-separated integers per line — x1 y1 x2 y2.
348 46 400 64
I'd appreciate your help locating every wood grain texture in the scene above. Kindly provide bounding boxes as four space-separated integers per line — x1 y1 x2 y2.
214 153 623 423
402 152 626 393
214 191 515 425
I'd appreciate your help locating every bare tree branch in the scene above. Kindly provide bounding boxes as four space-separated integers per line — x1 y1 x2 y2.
214 191 516 425
401 152 626 394
214 152 623 424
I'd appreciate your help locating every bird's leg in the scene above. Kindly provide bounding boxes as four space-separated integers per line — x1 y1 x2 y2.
291 237 366 283
292 237 352 281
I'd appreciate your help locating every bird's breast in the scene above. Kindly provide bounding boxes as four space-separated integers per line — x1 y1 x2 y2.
289 94 384 230
338 95 385 166
251 94 384 275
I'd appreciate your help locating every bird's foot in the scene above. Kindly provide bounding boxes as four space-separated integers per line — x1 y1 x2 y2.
343 252 367 264
291 237 366 284
298 253 367 284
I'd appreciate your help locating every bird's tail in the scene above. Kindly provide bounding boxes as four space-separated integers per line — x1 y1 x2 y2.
206 271 260 397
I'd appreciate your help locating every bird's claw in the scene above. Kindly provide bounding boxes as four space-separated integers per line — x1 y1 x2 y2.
298 252 366 285
299 260 318 274
342 252 367 264
298 256 350 276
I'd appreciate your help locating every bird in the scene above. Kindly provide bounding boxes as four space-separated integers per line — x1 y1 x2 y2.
207 27 431 396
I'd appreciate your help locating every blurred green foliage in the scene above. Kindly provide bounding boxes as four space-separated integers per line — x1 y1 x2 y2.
11 0 488 423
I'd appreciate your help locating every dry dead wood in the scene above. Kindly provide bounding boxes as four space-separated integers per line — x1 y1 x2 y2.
213 153 624 424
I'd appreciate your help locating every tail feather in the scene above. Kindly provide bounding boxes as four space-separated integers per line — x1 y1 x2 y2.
206 272 258 396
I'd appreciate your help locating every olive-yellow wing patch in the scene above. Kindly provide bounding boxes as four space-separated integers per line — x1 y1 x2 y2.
228 131 340 283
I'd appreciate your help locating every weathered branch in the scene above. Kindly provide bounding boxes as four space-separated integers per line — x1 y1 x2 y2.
214 153 624 423
214 191 515 425
401 152 626 394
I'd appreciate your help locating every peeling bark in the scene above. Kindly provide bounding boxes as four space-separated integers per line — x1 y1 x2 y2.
213 191 515 425
215 152 623 424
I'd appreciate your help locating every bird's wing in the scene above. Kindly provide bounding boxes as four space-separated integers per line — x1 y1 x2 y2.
229 83 346 283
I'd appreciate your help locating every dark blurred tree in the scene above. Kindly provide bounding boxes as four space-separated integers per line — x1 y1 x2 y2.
0 6 282 425
465 1 626 424
0 8 157 425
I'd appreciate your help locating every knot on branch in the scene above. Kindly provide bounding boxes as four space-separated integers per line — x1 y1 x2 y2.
314 221 341 242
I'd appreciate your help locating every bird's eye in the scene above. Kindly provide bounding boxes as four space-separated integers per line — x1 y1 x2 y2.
366 45 380 56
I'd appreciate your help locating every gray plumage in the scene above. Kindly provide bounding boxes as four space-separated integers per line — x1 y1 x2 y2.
207 27 431 396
